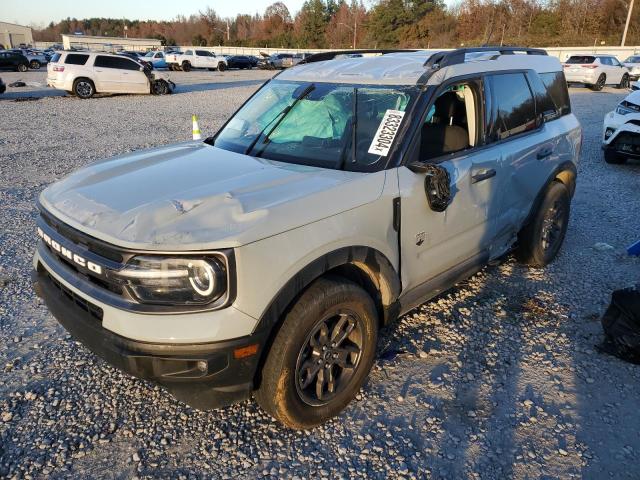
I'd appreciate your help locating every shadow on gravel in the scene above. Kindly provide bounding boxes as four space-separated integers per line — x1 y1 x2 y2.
173 79 265 94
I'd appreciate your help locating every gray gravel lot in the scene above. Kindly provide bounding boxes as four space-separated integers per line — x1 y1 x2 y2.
1 69 639 479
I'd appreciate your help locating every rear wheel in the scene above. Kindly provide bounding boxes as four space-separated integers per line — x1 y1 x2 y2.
590 74 606 91
604 149 627 164
73 78 95 99
255 276 378 429
618 73 630 89
516 181 570 267
29 60 41 69
17 63 27 72
181 61 191 72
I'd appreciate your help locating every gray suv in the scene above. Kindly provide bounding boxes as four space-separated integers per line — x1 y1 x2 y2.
33 47 581 429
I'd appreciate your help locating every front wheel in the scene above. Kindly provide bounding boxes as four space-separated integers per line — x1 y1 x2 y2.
516 181 570 267
618 73 630 89
29 60 41 69
17 63 28 72
217 62 226 72
590 74 606 91
254 276 378 429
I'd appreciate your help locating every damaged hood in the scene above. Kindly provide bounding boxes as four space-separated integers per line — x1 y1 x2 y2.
40 142 385 250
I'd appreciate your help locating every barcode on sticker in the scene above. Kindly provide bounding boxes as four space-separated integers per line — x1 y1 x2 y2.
368 109 405 157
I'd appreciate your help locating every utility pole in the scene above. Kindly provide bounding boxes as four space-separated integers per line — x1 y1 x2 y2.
226 20 230 42
353 19 357 50
622 0 635 46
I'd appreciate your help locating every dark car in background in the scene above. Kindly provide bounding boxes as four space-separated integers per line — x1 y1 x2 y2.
0 51 29 72
226 55 255 69
0 77 6 94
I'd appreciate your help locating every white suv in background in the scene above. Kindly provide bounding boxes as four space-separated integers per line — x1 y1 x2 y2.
563 54 630 91
47 51 174 98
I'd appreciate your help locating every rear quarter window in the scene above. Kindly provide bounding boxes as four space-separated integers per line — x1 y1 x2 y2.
64 53 89 65
540 71 571 117
50 53 61 63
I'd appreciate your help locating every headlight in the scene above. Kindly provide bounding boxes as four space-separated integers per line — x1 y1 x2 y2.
616 100 640 115
110 256 227 306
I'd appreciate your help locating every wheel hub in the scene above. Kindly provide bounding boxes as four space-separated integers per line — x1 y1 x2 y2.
295 310 363 406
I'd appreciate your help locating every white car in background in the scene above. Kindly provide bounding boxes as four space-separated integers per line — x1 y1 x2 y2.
47 51 174 98
165 49 227 71
623 55 640 80
563 54 630 91
602 88 640 164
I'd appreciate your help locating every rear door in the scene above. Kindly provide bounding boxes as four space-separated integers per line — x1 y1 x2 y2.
93 55 121 92
486 72 562 243
195 50 214 68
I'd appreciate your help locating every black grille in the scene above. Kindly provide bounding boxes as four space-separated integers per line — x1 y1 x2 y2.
45 270 104 321
626 119 640 127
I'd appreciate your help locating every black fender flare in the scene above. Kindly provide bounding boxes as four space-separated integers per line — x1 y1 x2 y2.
523 160 577 227
254 246 401 335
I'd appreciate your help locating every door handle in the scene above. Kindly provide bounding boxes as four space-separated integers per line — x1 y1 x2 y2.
537 146 554 159
471 168 496 184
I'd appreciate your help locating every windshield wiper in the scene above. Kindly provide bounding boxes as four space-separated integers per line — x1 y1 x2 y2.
337 87 358 171
245 83 316 156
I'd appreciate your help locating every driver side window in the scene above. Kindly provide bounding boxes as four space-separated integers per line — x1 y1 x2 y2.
420 81 481 161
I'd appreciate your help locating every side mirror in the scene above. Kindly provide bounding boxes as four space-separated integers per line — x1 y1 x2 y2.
407 160 451 212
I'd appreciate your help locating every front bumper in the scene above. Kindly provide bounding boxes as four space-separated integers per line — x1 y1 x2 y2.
602 110 640 157
33 266 267 409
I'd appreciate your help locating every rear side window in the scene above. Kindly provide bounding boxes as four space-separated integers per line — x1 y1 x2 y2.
64 53 89 65
566 56 595 64
50 53 61 63
94 55 140 70
489 73 537 140
540 72 571 117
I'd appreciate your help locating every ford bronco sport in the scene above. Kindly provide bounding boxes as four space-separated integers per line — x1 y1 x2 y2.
33 47 581 429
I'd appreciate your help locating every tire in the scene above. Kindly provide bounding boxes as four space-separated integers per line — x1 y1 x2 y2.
73 78 95 99
151 80 169 95
181 61 191 72
618 73 630 89
516 181 570 267
254 275 378 429
17 63 28 72
604 149 627 164
218 62 226 72
590 74 606 91
29 60 41 69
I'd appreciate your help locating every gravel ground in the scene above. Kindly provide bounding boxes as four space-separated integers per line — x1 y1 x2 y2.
1 69 639 480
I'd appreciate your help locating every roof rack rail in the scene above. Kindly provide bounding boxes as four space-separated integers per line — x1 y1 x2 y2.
424 46 547 69
299 49 419 65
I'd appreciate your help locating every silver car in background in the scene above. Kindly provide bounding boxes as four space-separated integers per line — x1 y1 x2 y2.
623 55 640 80
563 54 630 91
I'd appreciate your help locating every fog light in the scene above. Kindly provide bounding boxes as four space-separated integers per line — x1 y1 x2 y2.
197 360 208 372
605 128 614 139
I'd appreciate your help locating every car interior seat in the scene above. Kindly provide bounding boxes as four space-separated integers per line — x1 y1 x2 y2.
421 91 470 160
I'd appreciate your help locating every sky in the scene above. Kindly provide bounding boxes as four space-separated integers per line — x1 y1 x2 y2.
3 0 456 27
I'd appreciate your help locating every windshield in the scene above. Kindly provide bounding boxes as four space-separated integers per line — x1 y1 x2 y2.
144 52 154 57
212 80 419 171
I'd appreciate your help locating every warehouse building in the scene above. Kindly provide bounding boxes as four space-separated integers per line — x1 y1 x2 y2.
0 21 34 49
61 34 162 52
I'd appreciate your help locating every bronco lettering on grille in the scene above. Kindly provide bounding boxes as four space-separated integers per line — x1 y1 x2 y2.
37 227 103 275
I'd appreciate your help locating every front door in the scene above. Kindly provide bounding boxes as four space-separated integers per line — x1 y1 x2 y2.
398 77 502 293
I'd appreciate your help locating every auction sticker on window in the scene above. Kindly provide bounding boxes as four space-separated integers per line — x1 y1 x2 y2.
368 109 406 157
